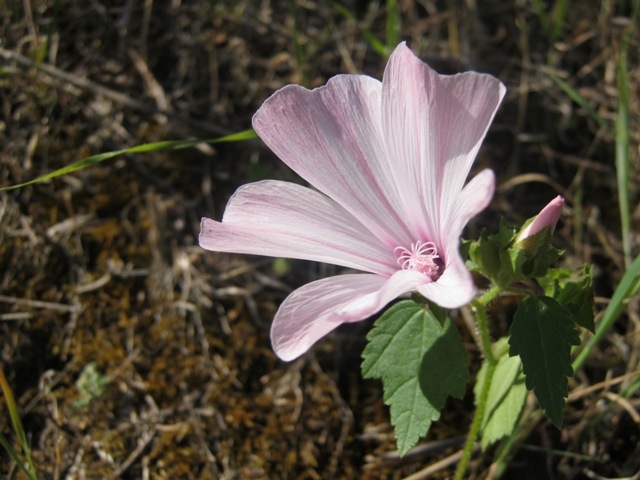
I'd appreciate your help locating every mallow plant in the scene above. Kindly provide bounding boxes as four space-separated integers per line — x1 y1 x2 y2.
199 43 594 478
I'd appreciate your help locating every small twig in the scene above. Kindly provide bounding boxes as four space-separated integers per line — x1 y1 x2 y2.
105 429 156 480
567 370 640 402
0 294 79 313
402 448 475 480
603 391 640 423
0 47 231 136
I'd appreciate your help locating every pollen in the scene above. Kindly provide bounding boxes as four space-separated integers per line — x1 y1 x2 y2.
394 241 440 278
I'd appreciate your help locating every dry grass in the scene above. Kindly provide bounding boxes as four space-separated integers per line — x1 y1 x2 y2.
0 0 638 478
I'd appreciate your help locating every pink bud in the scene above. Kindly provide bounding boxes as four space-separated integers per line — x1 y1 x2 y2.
517 196 564 242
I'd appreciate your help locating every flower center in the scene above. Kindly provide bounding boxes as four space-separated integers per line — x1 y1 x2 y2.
394 241 441 279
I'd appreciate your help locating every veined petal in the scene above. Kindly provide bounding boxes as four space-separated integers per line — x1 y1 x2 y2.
272 272 426 361
252 75 414 247
417 250 477 308
439 168 495 248
382 43 506 242
199 180 396 275
516 195 564 241
420 168 488 307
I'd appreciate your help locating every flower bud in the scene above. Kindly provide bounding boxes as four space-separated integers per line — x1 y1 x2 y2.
516 196 564 242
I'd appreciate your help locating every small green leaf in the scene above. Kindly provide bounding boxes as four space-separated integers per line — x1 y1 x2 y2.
539 265 595 332
73 362 111 409
509 296 580 427
362 300 469 455
483 374 527 449
475 339 528 449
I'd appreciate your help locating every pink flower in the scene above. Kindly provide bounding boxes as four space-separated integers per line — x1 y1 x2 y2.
200 43 506 361
516 196 564 242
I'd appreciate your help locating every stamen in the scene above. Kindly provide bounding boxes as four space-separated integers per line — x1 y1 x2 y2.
394 241 440 279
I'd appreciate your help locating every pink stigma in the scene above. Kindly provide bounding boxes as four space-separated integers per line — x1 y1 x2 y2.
394 241 440 279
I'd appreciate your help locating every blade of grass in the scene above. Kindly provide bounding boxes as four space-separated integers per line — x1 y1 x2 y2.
529 0 550 36
0 433 37 480
546 70 612 135
616 41 631 269
333 2 387 57
385 0 401 54
0 366 37 479
614 0 639 268
0 129 257 192
549 0 570 46
572 253 640 372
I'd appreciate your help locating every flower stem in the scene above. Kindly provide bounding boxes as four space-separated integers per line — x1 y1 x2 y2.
454 287 500 480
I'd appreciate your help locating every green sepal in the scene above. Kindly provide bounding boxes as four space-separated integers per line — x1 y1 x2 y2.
466 219 518 287
466 219 563 288
509 227 563 280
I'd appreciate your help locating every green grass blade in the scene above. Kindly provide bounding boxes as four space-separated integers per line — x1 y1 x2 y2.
0 432 37 480
529 0 550 37
546 70 612 135
0 366 37 479
614 0 639 268
333 2 387 57
549 0 570 46
616 42 631 268
572 253 640 372
385 0 401 54
0 129 257 192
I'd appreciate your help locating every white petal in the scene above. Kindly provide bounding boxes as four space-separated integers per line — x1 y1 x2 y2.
417 251 477 308
440 168 496 248
252 76 414 247
382 43 506 242
516 195 564 241
272 271 428 361
199 180 396 275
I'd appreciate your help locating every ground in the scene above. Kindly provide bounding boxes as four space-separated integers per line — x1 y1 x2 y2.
0 1 639 479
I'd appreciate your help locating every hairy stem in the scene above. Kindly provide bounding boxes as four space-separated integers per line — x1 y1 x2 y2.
454 287 500 479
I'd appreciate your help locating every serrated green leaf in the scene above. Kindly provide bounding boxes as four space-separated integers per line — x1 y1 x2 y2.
362 300 469 455
539 266 595 332
509 296 580 427
474 339 528 449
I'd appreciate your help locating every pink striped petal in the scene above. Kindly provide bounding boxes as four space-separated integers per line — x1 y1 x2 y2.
516 195 564 241
199 180 396 275
439 168 496 249
382 43 506 242
272 270 430 361
252 75 414 248
417 251 477 308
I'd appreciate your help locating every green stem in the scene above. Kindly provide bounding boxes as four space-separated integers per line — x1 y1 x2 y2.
454 287 501 480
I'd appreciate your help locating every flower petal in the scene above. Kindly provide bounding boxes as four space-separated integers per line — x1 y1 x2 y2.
272 271 428 361
382 42 506 242
440 168 495 248
417 171 494 308
252 75 413 247
417 251 477 308
199 180 396 275
516 195 564 241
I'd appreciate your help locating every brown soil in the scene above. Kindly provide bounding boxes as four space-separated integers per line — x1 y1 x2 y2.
1 1 638 479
